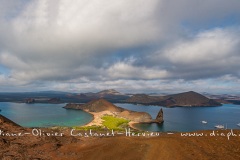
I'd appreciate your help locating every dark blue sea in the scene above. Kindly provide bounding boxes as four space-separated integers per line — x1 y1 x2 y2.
116 103 240 132
1 102 240 132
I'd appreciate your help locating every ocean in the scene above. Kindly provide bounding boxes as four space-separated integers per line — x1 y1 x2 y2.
0 102 92 127
1 102 240 132
116 103 240 132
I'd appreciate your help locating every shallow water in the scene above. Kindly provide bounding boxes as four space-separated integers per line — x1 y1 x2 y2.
1 102 240 131
0 102 93 127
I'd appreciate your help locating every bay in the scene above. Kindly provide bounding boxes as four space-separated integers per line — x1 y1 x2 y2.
0 102 93 127
1 102 240 132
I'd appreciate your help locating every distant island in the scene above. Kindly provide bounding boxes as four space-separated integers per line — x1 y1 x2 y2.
1 89 238 106
126 91 222 107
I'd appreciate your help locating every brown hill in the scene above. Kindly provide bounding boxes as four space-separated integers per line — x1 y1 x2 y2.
0 114 22 134
66 89 129 103
64 99 154 123
126 91 222 107
0 114 21 128
65 99 122 112
126 94 162 104
161 91 222 107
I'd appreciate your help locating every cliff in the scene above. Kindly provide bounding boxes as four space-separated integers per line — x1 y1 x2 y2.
0 114 21 127
155 108 163 123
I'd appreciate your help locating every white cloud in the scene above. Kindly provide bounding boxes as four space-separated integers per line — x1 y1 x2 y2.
0 0 240 93
147 27 240 80
163 28 240 64
107 62 168 80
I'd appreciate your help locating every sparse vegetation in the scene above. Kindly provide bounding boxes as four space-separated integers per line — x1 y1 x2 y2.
101 115 130 130
74 115 130 131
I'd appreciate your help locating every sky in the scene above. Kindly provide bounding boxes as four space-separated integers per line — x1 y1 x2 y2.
0 0 240 94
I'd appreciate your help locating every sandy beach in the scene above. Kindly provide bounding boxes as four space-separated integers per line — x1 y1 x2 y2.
84 110 115 126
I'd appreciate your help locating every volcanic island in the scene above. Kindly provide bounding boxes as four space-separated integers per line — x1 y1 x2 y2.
63 98 164 130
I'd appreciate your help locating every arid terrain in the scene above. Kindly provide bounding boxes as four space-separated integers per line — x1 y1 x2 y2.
1 114 240 160
64 99 162 124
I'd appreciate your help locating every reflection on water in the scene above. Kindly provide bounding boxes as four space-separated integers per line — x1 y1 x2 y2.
116 103 240 132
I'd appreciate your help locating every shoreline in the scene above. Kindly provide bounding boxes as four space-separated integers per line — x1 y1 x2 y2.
77 108 144 131
83 110 116 126
128 121 143 131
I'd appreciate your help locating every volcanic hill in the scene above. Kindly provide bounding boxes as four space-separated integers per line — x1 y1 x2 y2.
64 99 162 123
126 91 222 107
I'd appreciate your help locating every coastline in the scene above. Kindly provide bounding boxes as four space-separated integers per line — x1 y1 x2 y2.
83 110 115 126
128 121 142 131
79 109 143 131
2 112 240 159
64 100 157 130
71 108 144 131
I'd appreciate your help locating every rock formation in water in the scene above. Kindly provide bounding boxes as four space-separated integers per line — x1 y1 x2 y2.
155 108 163 123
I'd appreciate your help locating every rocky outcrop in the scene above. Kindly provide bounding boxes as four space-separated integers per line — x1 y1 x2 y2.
155 108 163 123
0 114 21 127
140 108 164 124
117 110 152 123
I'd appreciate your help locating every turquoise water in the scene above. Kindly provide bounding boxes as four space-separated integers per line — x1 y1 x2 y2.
0 102 93 127
1 102 240 131
116 103 240 132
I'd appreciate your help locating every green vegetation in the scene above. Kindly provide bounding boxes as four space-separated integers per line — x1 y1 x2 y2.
74 115 130 131
101 115 130 130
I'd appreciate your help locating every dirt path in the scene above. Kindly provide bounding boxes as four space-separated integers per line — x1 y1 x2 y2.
1 122 240 160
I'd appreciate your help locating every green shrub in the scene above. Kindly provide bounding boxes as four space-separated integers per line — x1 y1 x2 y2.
101 115 130 130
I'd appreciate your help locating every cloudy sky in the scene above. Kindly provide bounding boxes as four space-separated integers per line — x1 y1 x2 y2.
0 0 240 93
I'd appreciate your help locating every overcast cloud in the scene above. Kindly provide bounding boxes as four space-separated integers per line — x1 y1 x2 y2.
0 0 240 93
